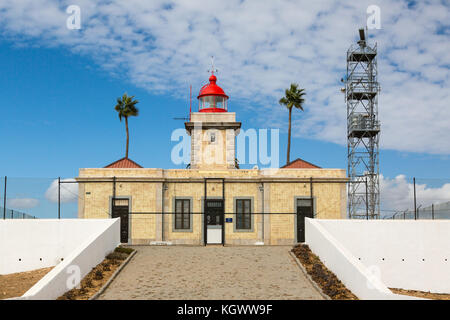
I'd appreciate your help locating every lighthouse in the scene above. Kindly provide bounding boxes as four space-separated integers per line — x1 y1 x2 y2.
185 72 241 169
79 66 348 246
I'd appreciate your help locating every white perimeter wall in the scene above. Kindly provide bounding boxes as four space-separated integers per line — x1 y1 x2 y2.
0 219 118 275
306 219 450 298
1 219 120 300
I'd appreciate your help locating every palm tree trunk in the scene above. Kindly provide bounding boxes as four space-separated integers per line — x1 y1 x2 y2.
287 107 292 165
125 116 129 158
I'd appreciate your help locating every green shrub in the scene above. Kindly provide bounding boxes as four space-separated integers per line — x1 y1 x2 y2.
94 270 103 280
79 287 88 294
63 290 76 300
114 247 134 255
106 252 128 260
85 278 93 288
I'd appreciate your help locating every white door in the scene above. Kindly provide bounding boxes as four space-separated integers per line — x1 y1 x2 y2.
205 200 223 244
207 226 222 244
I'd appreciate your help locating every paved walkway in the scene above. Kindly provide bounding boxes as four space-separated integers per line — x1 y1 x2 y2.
99 246 323 300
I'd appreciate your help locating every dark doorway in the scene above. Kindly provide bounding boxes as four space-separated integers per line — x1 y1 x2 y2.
296 198 313 243
204 199 224 245
112 198 129 243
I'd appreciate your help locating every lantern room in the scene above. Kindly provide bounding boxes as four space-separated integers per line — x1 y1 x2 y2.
198 74 229 112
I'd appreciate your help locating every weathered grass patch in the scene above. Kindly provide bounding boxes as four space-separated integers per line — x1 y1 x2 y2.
292 244 358 300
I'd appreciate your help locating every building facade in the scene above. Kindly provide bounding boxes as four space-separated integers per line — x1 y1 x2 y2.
77 73 347 245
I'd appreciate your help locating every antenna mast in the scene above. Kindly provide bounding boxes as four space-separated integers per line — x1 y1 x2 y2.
345 28 381 219
208 55 218 75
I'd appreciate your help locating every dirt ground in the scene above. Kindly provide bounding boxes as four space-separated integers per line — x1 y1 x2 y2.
58 247 133 300
57 259 121 300
291 244 358 300
390 288 450 300
0 267 53 299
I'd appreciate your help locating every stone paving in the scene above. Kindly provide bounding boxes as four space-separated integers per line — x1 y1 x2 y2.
99 246 324 300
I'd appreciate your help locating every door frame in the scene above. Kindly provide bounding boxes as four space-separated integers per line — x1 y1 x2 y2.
204 199 224 245
294 196 315 243
109 195 132 244
203 178 225 246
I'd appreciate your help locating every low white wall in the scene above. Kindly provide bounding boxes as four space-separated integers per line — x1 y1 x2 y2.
306 219 450 299
312 219 450 294
0 219 117 275
305 218 406 300
20 219 120 299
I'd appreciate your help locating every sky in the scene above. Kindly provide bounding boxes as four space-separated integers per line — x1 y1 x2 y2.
0 0 449 218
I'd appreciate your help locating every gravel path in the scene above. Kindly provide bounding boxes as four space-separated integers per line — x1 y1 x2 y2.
98 246 324 300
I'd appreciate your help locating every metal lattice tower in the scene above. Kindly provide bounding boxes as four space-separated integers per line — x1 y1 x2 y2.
345 28 380 219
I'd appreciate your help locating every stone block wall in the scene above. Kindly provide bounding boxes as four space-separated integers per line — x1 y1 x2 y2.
77 167 346 245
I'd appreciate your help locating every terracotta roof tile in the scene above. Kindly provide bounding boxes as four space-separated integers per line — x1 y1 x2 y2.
104 157 143 168
281 158 321 169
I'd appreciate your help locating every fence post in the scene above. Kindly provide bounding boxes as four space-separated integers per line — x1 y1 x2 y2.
11 210 13 219
58 177 61 219
413 177 417 220
113 176 116 200
3 176 6 219
365 177 369 220
432 204 434 220
310 177 314 218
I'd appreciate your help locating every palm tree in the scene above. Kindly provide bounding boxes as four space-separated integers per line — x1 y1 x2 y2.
279 83 306 165
115 93 139 158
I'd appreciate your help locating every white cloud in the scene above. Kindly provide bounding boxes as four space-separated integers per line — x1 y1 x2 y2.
0 0 449 153
45 178 78 203
8 198 40 209
380 174 450 216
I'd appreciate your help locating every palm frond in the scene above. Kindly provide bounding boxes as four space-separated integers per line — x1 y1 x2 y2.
279 83 306 111
115 93 140 119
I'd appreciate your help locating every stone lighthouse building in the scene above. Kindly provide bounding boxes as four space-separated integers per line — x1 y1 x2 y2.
77 72 347 245
186 73 241 170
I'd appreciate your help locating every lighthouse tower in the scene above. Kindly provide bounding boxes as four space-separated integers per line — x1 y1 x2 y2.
185 72 241 169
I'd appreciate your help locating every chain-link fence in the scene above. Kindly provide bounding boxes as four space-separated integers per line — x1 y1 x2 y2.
381 177 450 220
0 206 36 219
0 176 75 219
1 175 449 220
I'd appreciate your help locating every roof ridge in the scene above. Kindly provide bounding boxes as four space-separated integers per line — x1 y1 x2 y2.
281 157 321 169
104 157 143 168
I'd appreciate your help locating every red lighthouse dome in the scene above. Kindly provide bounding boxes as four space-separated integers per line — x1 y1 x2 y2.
198 74 229 112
